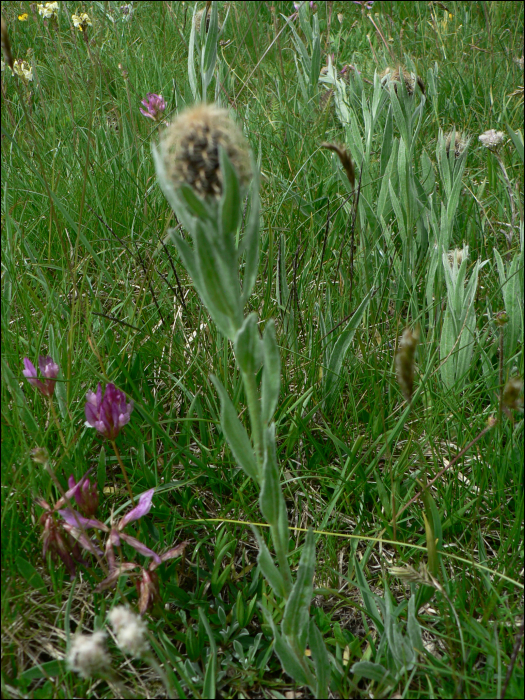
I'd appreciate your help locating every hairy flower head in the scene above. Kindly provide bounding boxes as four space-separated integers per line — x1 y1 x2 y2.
108 606 150 657
479 129 505 150
159 103 252 198
67 631 110 679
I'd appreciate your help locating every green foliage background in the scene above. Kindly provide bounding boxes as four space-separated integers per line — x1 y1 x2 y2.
1 1 523 697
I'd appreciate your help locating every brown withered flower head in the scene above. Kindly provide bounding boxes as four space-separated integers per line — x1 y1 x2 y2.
381 66 425 96
160 104 252 198
395 327 419 402
502 376 524 415
445 130 469 159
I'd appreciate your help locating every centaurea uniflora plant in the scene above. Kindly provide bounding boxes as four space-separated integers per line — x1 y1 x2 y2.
85 382 135 502
153 103 331 696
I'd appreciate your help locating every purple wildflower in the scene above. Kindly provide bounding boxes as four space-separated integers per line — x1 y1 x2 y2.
23 356 59 398
85 383 133 440
353 0 374 8
139 93 166 122
59 488 161 569
37 470 98 577
68 474 99 517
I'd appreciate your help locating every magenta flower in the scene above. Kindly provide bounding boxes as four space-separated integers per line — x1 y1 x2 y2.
68 474 99 517
37 470 99 577
59 488 160 566
23 356 59 397
85 383 133 440
139 93 166 122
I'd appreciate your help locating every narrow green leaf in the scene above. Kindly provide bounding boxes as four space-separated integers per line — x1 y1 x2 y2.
350 660 391 683
199 609 217 699
325 290 373 401
309 620 330 698
20 660 63 681
2 358 40 436
210 376 258 481
506 123 524 163
407 594 425 655
16 556 47 594
219 147 241 256
97 446 106 491
262 607 311 686
282 529 315 652
354 557 383 632
241 173 260 305
188 6 200 101
252 527 286 599
234 313 262 376
261 320 281 424
260 425 287 533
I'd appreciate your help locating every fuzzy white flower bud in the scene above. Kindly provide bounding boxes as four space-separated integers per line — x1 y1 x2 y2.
67 631 110 679
108 606 150 658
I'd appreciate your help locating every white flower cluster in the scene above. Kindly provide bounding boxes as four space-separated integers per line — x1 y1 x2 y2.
108 606 150 658
67 631 110 679
479 129 505 150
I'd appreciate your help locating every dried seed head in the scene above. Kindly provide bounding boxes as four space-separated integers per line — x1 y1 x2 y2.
321 142 355 187
381 66 425 96
445 130 469 159
502 376 524 413
160 104 252 198
446 245 468 269
395 328 419 402
194 6 221 34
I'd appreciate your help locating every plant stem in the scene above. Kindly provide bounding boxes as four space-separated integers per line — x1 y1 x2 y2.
110 440 135 505
49 398 67 448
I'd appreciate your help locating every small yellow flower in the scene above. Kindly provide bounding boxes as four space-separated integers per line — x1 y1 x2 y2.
18 13 29 21
71 12 92 32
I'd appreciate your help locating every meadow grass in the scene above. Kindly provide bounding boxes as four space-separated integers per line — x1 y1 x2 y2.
1 1 523 697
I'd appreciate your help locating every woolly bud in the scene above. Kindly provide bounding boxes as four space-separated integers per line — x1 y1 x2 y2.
67 631 110 679
395 328 419 402
108 606 150 658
